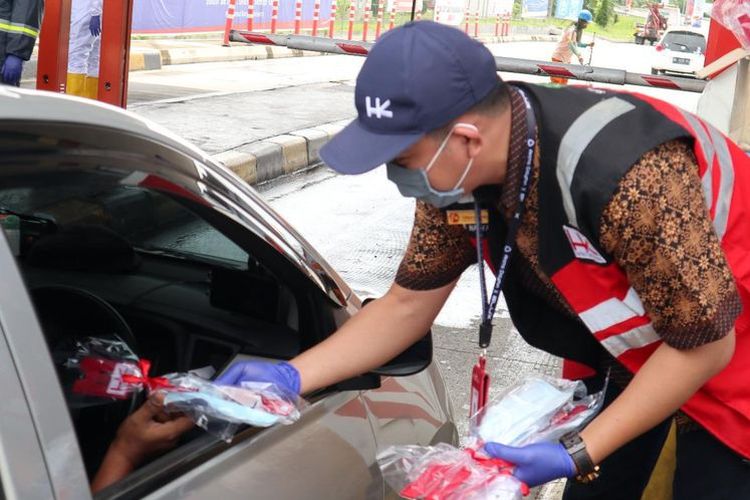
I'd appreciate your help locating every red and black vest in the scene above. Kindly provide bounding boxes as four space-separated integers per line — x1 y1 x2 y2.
478 83 750 459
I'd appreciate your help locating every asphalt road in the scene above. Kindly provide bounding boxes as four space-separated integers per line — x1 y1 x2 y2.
124 38 700 156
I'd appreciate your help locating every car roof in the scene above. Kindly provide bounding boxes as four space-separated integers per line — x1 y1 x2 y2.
662 27 706 37
0 86 213 163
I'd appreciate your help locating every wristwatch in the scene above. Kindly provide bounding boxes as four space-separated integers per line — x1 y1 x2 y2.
560 432 600 483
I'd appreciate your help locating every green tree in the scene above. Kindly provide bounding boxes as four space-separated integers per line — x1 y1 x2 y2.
594 0 614 27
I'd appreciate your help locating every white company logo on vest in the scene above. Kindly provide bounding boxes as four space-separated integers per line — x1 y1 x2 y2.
562 225 607 264
365 97 393 119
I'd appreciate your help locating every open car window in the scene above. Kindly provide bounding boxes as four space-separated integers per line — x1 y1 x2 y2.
0 162 339 497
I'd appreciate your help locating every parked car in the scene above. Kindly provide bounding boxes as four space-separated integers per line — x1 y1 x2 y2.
0 86 456 500
651 28 707 76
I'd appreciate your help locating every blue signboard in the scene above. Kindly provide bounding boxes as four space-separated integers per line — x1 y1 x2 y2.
132 0 332 34
522 0 549 18
555 0 584 20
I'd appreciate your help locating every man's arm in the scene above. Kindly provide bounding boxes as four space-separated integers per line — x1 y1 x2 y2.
581 330 734 464
585 138 741 463
292 280 457 393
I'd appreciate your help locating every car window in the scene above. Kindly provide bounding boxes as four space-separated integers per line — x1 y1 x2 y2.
662 31 706 54
0 172 249 269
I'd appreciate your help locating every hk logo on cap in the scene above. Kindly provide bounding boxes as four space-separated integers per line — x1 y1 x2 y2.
365 97 393 119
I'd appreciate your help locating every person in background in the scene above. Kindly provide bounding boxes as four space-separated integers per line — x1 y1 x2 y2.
550 9 595 85
0 0 42 87
67 0 102 98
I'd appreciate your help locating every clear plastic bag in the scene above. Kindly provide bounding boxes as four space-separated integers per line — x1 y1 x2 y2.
160 374 307 442
63 337 306 442
377 376 605 499
710 0 750 50
471 376 605 447
63 336 144 405
377 443 524 500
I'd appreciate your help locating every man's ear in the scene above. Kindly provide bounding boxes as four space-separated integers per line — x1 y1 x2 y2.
453 123 482 158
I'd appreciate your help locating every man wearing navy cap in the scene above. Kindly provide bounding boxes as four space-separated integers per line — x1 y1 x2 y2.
220 21 750 498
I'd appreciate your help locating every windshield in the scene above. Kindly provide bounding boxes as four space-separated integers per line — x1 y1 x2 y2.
0 171 249 269
662 31 706 54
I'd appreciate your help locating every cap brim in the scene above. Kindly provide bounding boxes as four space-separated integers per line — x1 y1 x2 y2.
320 119 424 174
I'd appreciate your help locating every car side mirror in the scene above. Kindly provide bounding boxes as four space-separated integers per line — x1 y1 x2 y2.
371 331 433 377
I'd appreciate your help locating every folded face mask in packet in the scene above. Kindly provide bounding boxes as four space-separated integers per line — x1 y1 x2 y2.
472 376 605 447
161 374 306 442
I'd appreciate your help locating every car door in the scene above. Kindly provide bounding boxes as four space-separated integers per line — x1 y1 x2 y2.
137 159 384 499
144 390 382 500
0 229 91 499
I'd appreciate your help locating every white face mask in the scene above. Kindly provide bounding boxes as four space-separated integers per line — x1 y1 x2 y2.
386 123 478 208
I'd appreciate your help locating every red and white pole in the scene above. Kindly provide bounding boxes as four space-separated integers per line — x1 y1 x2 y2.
329 0 336 38
294 0 302 34
362 4 370 41
495 13 500 37
504 13 511 37
312 0 321 36
474 10 479 37
222 0 237 47
271 0 279 33
347 3 355 40
464 9 469 34
388 5 396 30
247 0 255 31
375 0 384 39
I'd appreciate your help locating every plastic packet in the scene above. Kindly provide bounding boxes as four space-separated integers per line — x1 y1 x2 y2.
376 376 605 499
710 0 750 50
60 336 145 406
377 443 524 500
471 376 605 447
160 374 307 442
61 337 306 442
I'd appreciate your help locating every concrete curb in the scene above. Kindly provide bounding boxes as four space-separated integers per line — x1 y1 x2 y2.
210 119 350 185
129 44 322 72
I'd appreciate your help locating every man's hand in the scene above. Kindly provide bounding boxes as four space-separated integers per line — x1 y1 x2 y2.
578 55 585 65
91 394 193 493
215 360 300 397
89 15 101 37
1 55 23 86
588 42 595 48
484 442 576 487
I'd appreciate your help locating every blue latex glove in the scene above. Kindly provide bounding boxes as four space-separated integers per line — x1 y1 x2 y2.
215 361 301 397
89 15 101 37
1 54 23 87
484 442 577 487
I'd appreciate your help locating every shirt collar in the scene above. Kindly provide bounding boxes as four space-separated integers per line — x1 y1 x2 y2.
499 85 528 212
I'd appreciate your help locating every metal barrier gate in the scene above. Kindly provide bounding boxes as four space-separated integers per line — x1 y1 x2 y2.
231 30 707 94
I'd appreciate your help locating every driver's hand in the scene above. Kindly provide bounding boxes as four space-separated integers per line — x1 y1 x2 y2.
111 393 193 466
578 55 585 64
91 394 193 493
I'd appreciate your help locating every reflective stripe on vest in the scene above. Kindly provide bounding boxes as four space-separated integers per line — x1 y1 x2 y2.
677 110 735 240
557 97 636 227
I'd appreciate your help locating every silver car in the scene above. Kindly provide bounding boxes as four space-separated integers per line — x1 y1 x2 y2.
0 87 456 499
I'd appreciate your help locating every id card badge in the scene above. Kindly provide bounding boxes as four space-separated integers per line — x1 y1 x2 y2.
469 354 490 421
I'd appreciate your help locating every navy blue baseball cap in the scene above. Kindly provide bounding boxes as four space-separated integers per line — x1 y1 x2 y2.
320 21 499 174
